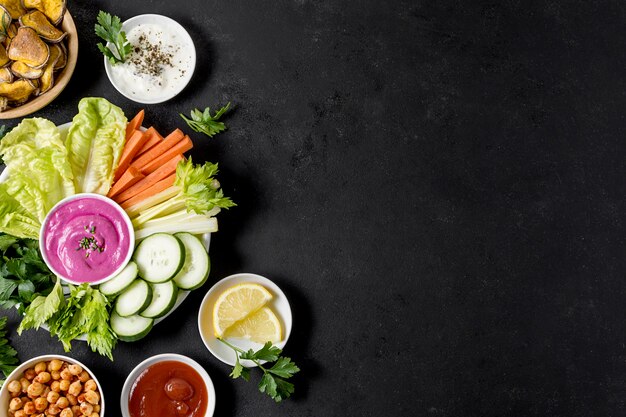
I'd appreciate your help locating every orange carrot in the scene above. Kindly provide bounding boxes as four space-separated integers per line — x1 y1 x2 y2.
107 167 145 198
115 154 184 203
131 129 184 170
114 130 150 182
140 135 193 175
135 127 164 157
126 109 145 139
120 173 177 209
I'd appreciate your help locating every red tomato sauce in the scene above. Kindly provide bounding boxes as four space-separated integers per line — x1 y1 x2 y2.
128 360 208 417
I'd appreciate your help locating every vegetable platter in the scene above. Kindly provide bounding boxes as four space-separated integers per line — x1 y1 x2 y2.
0 97 234 360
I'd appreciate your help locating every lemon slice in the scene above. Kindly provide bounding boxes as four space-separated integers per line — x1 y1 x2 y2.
224 306 282 343
213 283 273 337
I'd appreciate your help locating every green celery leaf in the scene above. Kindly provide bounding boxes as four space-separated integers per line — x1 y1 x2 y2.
18 280 63 334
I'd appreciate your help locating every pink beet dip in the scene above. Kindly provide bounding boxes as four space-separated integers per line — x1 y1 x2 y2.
41 194 133 284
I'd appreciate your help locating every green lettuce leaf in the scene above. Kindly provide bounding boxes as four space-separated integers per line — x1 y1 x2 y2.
0 118 75 222
0 185 40 239
65 97 127 194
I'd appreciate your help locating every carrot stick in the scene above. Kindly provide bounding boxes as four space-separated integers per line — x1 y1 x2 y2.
121 174 177 209
126 109 144 139
135 127 164 157
140 135 193 175
115 154 184 204
107 167 144 198
131 129 184 170
114 130 150 182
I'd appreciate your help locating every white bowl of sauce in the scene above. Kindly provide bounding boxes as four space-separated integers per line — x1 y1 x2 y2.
104 14 196 104
39 193 135 286
121 354 215 417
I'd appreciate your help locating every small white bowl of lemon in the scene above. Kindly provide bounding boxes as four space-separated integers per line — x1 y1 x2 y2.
197 273 293 366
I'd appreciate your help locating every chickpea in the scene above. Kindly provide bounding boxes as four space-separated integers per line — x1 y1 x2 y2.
79 403 93 416
90 414 99 417
19 378 29 393
47 405 61 415
77 371 89 383
24 369 36 381
35 372 51 384
51 371 61 381
9 397 23 411
56 397 69 409
83 391 99 405
83 380 97 392
34 397 47 412
42 387 50 397
67 381 81 397
76 394 85 404
27 382 44 398
8 380 22 393
50 381 61 393
59 369 72 381
47 391 60 404
35 362 47 374
23 401 35 415
93 404 100 413
14 410 25 417
66 394 77 406
70 405 81 416
59 380 70 392
48 360 63 372
67 365 82 376
60 409 73 417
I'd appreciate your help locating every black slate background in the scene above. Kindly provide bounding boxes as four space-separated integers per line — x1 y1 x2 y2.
2 0 626 416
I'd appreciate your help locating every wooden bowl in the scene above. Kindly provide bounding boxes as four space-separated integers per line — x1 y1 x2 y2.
0 10 78 119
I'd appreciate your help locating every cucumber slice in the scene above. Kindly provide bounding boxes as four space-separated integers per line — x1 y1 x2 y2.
133 233 185 283
172 233 210 290
140 280 179 319
114 279 152 317
99 262 138 296
110 311 153 342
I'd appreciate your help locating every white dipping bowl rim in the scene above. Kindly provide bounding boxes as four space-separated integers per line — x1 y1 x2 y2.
39 192 135 286
0 354 106 417
120 353 216 417
197 273 293 367
103 14 197 104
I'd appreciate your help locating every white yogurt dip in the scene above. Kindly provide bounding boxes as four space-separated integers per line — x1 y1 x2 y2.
105 15 196 104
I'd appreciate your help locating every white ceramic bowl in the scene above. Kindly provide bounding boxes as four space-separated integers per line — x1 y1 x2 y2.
0 354 105 417
120 353 215 417
198 273 293 366
104 14 196 104
39 193 135 286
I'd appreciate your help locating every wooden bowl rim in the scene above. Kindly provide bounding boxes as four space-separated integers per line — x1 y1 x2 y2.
0 10 78 120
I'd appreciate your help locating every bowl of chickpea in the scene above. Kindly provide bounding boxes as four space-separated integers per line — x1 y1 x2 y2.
0 355 104 417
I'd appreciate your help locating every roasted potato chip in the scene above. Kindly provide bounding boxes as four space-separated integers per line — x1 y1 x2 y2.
37 42 58 94
19 10 66 43
0 0 25 19
0 44 9 67
7 27 49 69
52 42 65 70
0 78 37 103
0 67 13 82
10 60 43 78
22 0 65 25
2 22 17 48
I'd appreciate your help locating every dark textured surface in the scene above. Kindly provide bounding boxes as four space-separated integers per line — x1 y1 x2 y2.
2 0 626 416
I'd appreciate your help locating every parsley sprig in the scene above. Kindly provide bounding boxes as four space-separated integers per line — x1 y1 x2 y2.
218 338 300 402
180 103 231 138
95 11 132 64
0 316 18 386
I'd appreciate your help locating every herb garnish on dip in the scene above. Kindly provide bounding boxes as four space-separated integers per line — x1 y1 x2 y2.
41 194 134 285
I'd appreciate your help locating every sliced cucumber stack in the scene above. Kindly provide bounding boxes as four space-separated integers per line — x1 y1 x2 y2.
114 279 152 317
172 233 210 290
99 262 138 296
134 233 185 283
140 280 179 319
110 311 153 342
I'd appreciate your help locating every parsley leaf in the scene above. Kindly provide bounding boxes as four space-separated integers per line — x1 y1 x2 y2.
218 338 300 402
180 102 231 138
95 11 132 64
0 316 19 386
